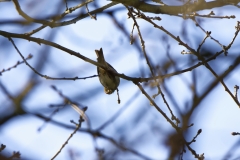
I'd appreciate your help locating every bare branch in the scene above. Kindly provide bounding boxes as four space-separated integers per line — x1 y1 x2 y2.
0 54 32 75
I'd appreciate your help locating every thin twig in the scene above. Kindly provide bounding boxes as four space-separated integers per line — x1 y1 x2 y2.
116 88 121 104
35 113 152 160
136 13 240 108
51 116 84 160
37 105 64 132
177 11 236 19
192 18 225 54
187 129 202 145
135 81 206 158
127 7 162 98
203 63 240 107
24 0 94 36
127 8 179 123
0 54 32 75
64 0 68 10
225 21 240 51
197 31 211 53
86 3 97 20
8 36 98 81
24 25 47 36
135 82 178 130
14 0 117 28
234 85 239 102
130 23 136 44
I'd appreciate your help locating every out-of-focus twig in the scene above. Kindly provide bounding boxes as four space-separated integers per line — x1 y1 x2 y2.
97 90 140 130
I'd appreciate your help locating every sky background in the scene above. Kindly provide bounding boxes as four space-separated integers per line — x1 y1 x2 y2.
1 0 240 159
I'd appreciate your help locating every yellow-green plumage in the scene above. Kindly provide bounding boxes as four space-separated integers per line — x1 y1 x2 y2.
95 48 120 94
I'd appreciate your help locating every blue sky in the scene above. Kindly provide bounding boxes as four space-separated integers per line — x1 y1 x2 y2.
1 0 240 159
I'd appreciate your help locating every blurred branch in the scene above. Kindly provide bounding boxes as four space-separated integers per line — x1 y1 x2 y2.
51 85 89 123
59 2 119 27
3 21 240 113
0 144 21 160
0 144 6 152
12 0 117 28
112 0 240 15
232 132 240 135
51 115 85 160
106 9 148 77
12 0 94 24
0 30 229 84
183 55 240 130
18 0 93 36
126 6 162 99
0 79 37 125
35 113 152 160
223 136 240 159
8 151 21 160
2 0 240 159
24 0 94 36
135 82 202 159
97 90 140 131
64 0 69 10
37 105 64 132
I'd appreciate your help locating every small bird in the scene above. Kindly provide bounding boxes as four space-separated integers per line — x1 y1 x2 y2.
95 48 120 94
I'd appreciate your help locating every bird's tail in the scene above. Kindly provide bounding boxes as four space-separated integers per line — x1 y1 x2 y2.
95 48 105 63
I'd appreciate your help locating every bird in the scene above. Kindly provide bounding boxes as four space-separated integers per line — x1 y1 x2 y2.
95 48 120 94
